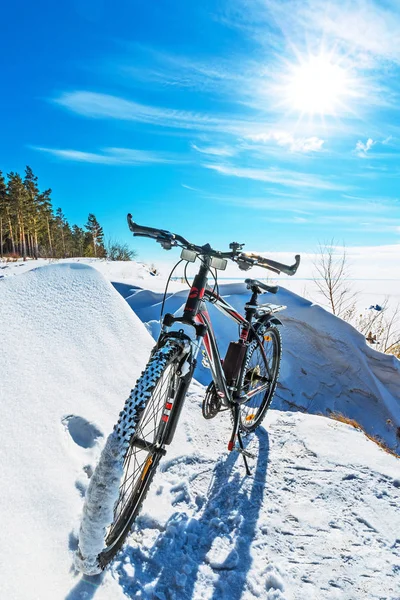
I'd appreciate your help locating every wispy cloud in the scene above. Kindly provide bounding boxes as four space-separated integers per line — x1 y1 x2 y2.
181 183 203 192
34 146 187 165
54 91 271 136
245 132 324 153
354 138 375 157
191 143 236 157
120 46 248 94
205 192 397 215
205 163 348 191
313 1 400 66
227 0 400 65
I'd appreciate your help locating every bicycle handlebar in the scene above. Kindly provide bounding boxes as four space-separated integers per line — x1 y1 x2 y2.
127 214 300 276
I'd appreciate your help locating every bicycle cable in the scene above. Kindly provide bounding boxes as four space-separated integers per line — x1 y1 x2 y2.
196 256 219 296
183 260 191 288
160 258 184 322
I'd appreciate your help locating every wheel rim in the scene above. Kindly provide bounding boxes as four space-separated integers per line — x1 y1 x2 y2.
105 362 177 546
241 332 279 428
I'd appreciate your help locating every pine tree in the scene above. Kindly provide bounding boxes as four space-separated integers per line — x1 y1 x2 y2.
0 171 7 258
72 225 86 257
54 208 67 257
24 166 40 258
37 188 54 257
7 172 29 259
85 213 105 258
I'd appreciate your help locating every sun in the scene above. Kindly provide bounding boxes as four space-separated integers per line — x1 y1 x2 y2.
281 53 351 117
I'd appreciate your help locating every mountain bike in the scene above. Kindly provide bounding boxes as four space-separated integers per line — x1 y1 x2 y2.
75 215 300 575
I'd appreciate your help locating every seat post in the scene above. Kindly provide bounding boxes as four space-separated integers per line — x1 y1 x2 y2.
245 287 259 322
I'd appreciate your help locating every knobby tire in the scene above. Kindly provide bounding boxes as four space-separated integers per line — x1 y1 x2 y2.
239 325 281 432
76 341 182 573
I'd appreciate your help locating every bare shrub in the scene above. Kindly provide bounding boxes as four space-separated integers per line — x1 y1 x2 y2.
313 240 357 320
106 240 137 261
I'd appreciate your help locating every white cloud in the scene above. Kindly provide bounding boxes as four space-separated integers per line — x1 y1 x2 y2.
355 138 375 157
54 91 273 136
191 143 236 157
205 164 348 191
382 135 393 145
246 131 324 153
34 146 187 165
315 1 400 65
231 0 400 65
121 47 248 93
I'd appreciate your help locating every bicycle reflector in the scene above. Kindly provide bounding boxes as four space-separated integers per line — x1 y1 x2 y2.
180 248 197 262
210 256 227 271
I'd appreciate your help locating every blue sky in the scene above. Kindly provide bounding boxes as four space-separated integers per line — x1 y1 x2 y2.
1 0 400 263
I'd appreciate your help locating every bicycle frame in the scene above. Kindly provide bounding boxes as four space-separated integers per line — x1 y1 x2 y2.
159 256 276 412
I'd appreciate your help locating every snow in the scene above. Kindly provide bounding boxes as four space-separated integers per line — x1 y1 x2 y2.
0 258 399 600
0 262 154 599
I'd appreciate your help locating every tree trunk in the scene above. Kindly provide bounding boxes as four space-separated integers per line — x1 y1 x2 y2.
18 213 27 260
47 217 53 257
34 230 39 259
28 233 34 258
61 227 66 258
5 208 16 254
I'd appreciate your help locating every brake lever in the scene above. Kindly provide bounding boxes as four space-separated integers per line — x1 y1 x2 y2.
158 237 177 250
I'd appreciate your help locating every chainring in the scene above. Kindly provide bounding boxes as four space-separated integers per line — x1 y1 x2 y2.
202 382 223 419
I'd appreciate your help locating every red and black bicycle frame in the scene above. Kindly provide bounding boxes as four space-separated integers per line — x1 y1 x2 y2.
160 256 272 409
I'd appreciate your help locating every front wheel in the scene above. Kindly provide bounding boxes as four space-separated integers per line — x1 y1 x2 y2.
75 341 183 575
239 326 281 433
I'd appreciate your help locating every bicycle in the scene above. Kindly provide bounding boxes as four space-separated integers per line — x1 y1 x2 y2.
75 214 300 575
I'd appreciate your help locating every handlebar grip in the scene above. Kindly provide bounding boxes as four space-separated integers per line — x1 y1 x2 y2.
127 213 193 248
258 254 301 276
287 254 301 276
265 284 279 294
127 214 172 240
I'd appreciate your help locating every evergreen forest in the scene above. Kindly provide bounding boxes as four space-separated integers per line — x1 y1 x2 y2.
0 166 106 259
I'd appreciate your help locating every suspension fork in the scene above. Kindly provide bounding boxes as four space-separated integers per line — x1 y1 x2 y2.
161 333 203 446
163 364 195 445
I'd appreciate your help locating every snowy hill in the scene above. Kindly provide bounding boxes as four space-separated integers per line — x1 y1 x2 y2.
0 261 399 600
0 263 154 600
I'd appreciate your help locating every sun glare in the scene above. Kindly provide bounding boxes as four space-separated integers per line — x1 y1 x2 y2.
282 53 350 117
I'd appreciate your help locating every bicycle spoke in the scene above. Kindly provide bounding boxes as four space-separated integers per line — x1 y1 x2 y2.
240 328 281 430
107 362 178 540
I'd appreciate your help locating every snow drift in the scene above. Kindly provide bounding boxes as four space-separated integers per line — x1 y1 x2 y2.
1 261 399 600
124 282 400 453
0 263 154 599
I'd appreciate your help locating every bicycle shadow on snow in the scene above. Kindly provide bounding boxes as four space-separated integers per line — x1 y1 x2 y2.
116 427 270 600
65 572 105 600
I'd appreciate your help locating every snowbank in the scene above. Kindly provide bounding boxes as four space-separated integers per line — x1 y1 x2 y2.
0 263 154 599
125 282 400 452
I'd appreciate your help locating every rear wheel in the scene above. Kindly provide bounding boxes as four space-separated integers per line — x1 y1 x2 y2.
239 326 281 433
76 341 182 574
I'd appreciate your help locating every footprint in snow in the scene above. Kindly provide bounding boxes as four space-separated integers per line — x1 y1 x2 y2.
62 415 103 448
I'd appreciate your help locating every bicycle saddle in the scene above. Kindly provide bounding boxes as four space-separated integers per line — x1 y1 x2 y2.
245 278 279 294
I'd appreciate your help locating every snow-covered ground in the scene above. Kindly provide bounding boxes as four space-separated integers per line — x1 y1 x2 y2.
1 259 399 600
